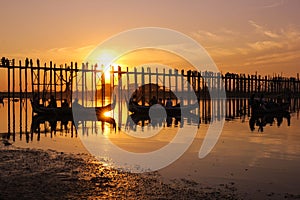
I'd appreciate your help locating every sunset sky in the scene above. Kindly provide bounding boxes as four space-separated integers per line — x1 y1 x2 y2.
1 0 300 77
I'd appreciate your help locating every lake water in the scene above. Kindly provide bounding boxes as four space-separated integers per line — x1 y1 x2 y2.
1 98 300 199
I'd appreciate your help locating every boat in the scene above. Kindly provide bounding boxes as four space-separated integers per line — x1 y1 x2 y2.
30 96 116 116
250 101 289 116
127 100 199 117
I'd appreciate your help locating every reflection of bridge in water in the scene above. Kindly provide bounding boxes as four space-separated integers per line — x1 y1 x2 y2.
1 97 299 142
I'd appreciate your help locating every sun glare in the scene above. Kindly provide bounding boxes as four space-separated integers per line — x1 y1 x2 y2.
93 50 123 83
104 111 112 117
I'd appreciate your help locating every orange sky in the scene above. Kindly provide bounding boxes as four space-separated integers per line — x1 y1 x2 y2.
1 0 300 79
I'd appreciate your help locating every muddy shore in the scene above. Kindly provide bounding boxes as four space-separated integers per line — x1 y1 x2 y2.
0 145 240 200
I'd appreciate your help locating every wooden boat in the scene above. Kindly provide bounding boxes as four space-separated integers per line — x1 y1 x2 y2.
127 101 199 117
30 97 116 116
251 101 289 115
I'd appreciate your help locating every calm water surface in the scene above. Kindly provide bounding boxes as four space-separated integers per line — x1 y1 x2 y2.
1 98 300 198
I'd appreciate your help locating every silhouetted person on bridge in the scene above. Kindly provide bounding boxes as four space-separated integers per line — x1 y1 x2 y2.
149 96 158 106
48 95 57 108
0 97 4 107
62 99 69 108
166 98 172 108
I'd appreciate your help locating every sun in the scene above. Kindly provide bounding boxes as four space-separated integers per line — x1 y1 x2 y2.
103 111 112 117
95 51 121 83
96 63 119 82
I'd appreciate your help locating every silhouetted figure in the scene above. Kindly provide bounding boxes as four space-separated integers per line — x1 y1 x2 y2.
48 95 57 108
149 96 157 106
62 99 69 108
1 57 5 66
176 97 183 107
129 95 139 105
33 93 42 107
166 98 172 108
0 97 4 107
158 98 163 105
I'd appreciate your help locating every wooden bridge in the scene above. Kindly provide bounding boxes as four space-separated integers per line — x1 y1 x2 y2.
1 57 300 138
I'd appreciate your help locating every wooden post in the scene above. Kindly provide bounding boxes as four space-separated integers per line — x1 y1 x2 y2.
101 65 105 106
7 59 11 134
148 67 151 101
141 67 145 106
163 68 166 103
12 59 16 139
156 68 159 100
43 62 47 104
126 67 130 100
110 65 114 102
196 71 200 100
85 63 88 106
81 63 85 106
169 69 172 99
181 70 184 101
19 60 22 137
175 69 178 103
187 70 191 104
134 67 138 97
94 64 97 107
50 61 53 96
25 60 28 133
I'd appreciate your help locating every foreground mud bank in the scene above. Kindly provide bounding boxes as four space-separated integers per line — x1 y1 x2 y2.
0 145 240 200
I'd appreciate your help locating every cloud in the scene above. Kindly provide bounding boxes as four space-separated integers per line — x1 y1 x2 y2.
249 20 279 38
261 0 285 8
248 40 283 51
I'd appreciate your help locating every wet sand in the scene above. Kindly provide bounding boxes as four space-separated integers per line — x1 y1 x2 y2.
0 144 239 200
